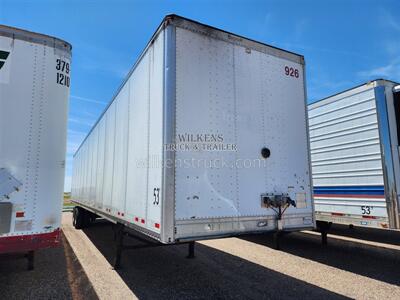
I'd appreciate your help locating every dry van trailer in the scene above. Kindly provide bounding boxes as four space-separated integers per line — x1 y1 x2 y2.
71 15 314 266
0 25 71 269
308 79 400 241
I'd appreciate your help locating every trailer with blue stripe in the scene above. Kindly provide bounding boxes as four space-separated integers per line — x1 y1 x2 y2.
308 79 400 230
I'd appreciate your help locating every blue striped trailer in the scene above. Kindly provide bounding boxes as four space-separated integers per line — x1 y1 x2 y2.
308 79 400 232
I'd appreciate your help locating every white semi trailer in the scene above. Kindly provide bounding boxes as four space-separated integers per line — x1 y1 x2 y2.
0 25 71 269
308 79 400 241
71 15 314 267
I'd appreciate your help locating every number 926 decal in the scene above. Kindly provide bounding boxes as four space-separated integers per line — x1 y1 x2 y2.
56 58 70 87
284 66 299 78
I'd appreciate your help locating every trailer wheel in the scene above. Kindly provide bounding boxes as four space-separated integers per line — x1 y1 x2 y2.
73 206 85 229
89 213 97 225
82 210 96 227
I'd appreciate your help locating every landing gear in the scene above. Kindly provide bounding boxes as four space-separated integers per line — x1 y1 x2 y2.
26 250 34 270
316 221 331 245
187 241 195 259
112 224 196 270
113 224 124 269
261 193 297 250
273 231 282 250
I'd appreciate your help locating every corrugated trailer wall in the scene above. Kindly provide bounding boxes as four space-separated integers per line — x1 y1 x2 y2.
308 82 390 227
72 29 164 234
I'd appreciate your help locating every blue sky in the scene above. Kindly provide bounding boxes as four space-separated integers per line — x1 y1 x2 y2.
1 0 399 191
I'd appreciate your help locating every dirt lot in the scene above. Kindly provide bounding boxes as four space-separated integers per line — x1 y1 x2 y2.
0 231 96 299
1 213 400 299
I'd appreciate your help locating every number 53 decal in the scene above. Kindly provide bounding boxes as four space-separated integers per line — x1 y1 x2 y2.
153 188 160 205
361 205 372 215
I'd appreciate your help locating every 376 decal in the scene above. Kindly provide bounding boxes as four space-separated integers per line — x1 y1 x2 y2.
284 66 299 78
56 58 70 87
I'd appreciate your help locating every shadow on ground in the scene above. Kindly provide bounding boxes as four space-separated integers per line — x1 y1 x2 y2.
329 223 400 246
0 232 97 300
82 221 348 300
241 226 400 286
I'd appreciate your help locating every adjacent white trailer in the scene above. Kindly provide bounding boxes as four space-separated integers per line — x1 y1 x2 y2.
309 79 400 232
71 15 313 261
0 25 71 268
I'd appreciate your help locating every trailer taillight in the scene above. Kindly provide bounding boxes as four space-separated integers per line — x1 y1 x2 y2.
15 211 24 218
331 212 344 216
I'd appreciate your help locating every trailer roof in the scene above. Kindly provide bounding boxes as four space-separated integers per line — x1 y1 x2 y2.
308 79 400 109
166 14 304 65
74 14 305 157
0 24 71 52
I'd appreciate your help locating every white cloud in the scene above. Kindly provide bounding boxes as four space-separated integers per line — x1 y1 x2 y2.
307 79 355 103
69 117 95 127
358 58 400 79
357 9 400 82
294 18 309 41
70 94 107 105
281 42 368 59
385 41 400 57
68 128 87 137
79 109 99 119
74 41 131 79
381 8 400 32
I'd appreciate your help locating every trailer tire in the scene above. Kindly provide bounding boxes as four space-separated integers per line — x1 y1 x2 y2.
82 210 96 227
73 207 85 229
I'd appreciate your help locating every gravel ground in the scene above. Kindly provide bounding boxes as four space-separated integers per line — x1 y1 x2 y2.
62 213 136 299
0 231 97 299
72 214 400 299
1 213 400 299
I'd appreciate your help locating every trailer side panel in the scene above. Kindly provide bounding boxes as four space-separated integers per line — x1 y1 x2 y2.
72 30 165 237
309 83 392 228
